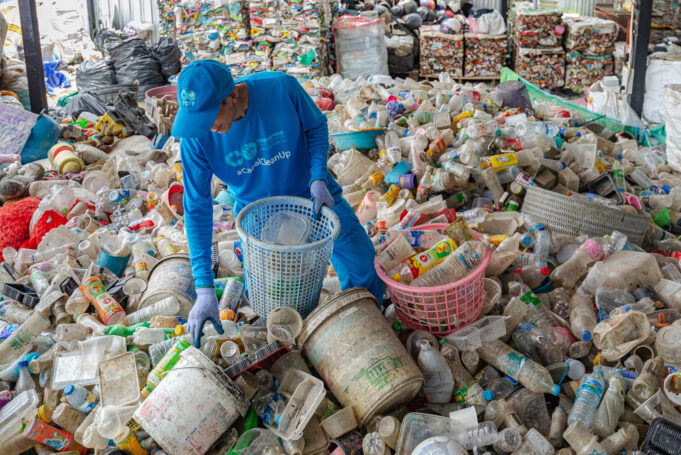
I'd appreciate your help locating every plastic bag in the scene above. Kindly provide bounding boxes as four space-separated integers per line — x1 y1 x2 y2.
108 38 166 101
664 84 681 173
643 55 681 124
64 93 108 120
152 37 182 79
476 11 506 35
335 16 389 80
587 77 643 128
76 60 117 92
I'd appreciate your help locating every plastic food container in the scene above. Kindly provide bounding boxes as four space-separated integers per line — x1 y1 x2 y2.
0 390 40 443
98 352 140 407
444 315 508 351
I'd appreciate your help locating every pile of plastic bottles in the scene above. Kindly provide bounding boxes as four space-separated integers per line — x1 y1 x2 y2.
1 71 681 455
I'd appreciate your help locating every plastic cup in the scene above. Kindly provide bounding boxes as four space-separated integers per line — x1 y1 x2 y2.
321 406 358 439
266 307 303 346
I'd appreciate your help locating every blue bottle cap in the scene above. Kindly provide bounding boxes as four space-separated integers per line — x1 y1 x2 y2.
18 360 28 368
522 236 532 246
552 385 561 396
483 390 494 401
582 330 592 341
64 384 74 395
663 184 672 194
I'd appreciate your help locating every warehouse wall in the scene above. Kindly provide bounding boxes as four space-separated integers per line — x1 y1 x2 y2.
92 0 161 42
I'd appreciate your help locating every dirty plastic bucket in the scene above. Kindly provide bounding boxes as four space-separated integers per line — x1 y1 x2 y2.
133 347 249 455
298 288 424 426
145 85 178 116
139 254 196 317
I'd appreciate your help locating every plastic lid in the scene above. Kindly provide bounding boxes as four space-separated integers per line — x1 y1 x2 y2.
175 325 185 335
582 330 592 341
64 385 74 395
483 390 494 401
18 360 28 368
522 236 532 246
540 267 550 276
551 385 561 396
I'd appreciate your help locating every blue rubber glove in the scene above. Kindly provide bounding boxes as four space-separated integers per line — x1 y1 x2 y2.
311 180 334 215
188 287 223 348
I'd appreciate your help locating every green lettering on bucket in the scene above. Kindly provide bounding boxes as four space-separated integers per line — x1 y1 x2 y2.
350 355 405 391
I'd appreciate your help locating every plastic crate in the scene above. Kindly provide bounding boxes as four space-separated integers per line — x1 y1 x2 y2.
2 283 39 308
521 186 649 245
643 418 681 455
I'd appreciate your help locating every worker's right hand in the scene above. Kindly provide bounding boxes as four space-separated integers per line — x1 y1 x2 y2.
188 288 224 348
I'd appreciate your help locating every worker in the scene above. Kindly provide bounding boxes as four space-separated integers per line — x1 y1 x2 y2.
172 60 384 347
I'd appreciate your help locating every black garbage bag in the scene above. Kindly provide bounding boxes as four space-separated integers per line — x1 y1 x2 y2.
76 60 117 92
109 38 166 101
95 29 127 56
65 92 108 120
112 91 158 138
151 37 182 79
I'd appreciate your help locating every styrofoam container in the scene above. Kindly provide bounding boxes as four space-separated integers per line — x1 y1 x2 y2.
444 316 507 351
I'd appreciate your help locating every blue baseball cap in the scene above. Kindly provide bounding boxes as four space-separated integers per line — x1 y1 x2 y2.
171 60 236 139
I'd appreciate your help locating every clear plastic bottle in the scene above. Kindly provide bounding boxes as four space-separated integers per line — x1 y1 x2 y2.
567 369 606 429
461 421 498 450
391 238 457 283
418 339 455 404
0 310 51 364
516 428 554 455
148 334 193 367
568 294 597 341
661 263 681 282
411 130 429 179
594 287 635 313
415 165 434 204
494 427 522 454
56 324 92 342
592 372 625 438
441 343 487 405
483 376 518 401
482 168 504 203
563 422 608 455
363 432 388 455
550 239 604 289
125 296 180 326
600 422 638 455
15 360 35 392
548 406 567 446
410 243 480 287
133 327 175 345
64 384 98 413
477 339 560 396
515 121 561 137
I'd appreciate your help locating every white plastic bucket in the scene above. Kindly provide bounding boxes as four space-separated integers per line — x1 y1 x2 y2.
133 347 249 455
140 254 196 317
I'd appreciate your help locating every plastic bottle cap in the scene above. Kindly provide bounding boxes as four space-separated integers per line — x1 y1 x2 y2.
540 267 550 276
582 330 592 341
18 360 28 368
522 236 532 246
64 385 74 395
220 309 236 321
175 325 185 335
483 390 494 401
551 385 561 396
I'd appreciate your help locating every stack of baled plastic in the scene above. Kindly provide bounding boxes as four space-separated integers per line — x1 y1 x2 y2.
512 3 566 89
419 25 464 78
464 33 507 78
272 0 332 78
175 1 251 66
563 15 617 93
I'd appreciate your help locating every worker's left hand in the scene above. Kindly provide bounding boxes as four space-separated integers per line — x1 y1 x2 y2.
311 180 334 215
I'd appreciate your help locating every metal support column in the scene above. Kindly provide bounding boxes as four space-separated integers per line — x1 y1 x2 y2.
627 0 652 117
18 0 47 114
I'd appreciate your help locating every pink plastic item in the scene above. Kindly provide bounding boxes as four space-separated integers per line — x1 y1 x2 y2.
375 224 491 335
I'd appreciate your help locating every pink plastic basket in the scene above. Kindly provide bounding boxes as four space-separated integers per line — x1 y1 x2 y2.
375 224 491 335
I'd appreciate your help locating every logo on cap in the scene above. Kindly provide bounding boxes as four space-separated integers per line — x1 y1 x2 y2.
180 89 197 107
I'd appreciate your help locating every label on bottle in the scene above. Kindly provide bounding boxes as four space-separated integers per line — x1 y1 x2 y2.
505 139 523 150
80 277 125 326
576 377 604 398
135 261 149 276
0 323 19 340
488 153 519 170
579 239 605 262
146 338 191 393
23 418 75 451
400 238 457 281
498 345 527 380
